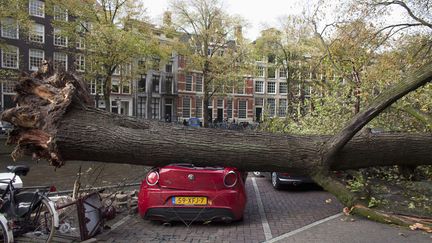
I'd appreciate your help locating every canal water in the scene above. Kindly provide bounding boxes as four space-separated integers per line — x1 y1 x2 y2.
0 137 149 191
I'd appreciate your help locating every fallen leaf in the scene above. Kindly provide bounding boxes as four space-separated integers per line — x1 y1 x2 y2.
325 199 332 204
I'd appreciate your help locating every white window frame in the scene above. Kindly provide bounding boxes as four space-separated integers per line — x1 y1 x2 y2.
122 81 131 94
279 82 287 94
1 45 19 69
185 74 192 91
182 97 191 118
278 99 287 117
53 28 68 47
76 54 85 72
255 80 264 93
29 49 44 71
29 23 44 43
195 98 202 118
257 66 265 77
238 100 247 119
29 0 45 18
267 81 276 94
1 18 19 39
111 79 120 94
76 37 85 49
53 52 68 71
53 6 68 21
267 98 276 117
195 74 203 92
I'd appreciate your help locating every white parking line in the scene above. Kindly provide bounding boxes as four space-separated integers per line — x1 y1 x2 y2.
264 213 343 243
251 177 273 241
110 215 132 231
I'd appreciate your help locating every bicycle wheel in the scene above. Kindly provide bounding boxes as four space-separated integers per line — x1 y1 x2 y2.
0 217 10 243
22 198 55 242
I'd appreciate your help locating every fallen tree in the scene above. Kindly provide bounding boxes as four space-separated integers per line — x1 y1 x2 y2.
1 61 432 231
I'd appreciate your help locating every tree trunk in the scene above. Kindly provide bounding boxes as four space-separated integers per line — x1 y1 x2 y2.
2 61 432 231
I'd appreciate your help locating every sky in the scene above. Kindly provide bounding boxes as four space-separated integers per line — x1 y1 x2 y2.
141 0 307 40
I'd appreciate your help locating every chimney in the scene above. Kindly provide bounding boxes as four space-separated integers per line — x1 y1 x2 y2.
163 11 172 26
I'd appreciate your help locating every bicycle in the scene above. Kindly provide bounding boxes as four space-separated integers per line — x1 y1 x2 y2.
0 165 59 242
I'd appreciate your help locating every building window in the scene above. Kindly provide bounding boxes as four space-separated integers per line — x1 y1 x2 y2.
227 99 232 119
255 98 263 106
76 54 85 72
166 76 173 94
113 66 120 75
267 82 276 94
152 75 159 92
53 6 68 21
165 62 172 73
217 98 223 108
53 52 68 71
122 82 130 94
76 37 85 49
54 28 67 47
90 80 96 94
29 49 44 71
268 66 276 78
111 79 119 93
279 68 287 78
151 98 160 119
236 84 244 94
138 75 146 92
196 98 202 118
137 97 146 118
185 74 192 91
195 74 203 92
278 99 287 117
1 18 18 39
257 66 264 77
279 82 287 94
238 100 247 119
2 80 15 94
29 23 44 43
182 97 191 118
267 98 275 117
1 46 19 69
255 80 264 93
29 0 44 18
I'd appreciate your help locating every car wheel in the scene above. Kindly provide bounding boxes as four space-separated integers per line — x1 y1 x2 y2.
253 171 262 177
271 172 281 189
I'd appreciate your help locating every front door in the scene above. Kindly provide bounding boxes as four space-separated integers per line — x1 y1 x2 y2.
256 107 262 122
217 108 223 122
165 105 172 122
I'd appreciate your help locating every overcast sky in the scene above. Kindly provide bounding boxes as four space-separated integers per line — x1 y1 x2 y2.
141 0 308 40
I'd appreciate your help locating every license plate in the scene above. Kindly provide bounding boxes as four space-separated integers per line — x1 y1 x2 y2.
172 197 207 205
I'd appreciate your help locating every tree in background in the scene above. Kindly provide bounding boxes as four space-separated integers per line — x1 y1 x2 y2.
46 0 161 112
169 0 250 127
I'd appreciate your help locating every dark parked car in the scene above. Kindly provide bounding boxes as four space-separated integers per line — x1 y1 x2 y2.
252 171 314 189
138 164 247 224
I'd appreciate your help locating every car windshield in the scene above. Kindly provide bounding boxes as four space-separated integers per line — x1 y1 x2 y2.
170 163 224 170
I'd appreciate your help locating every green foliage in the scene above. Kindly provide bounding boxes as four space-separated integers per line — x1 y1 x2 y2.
347 174 366 192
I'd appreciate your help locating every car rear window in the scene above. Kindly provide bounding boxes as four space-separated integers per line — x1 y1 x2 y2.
170 163 224 170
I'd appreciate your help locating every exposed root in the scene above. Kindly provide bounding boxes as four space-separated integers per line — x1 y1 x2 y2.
0 61 91 167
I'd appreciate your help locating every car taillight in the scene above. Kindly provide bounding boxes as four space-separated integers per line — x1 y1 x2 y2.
280 173 290 177
146 171 159 186
224 171 237 188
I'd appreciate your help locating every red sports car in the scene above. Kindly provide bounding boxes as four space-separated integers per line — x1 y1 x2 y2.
138 164 247 223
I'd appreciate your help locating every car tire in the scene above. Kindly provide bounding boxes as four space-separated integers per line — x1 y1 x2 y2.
271 172 281 190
